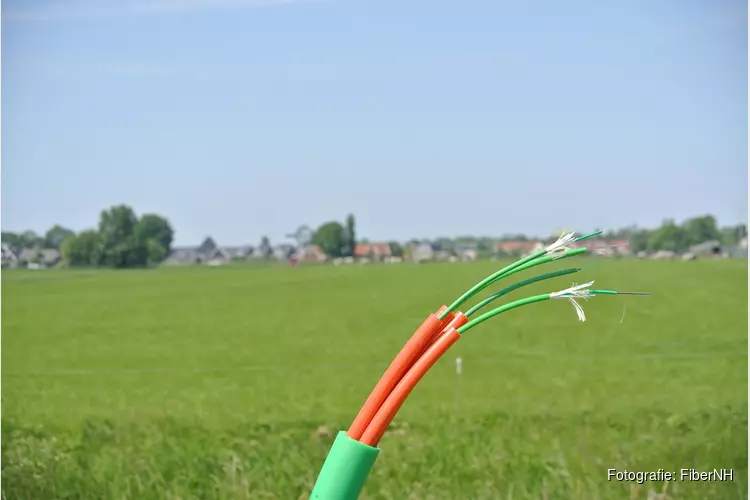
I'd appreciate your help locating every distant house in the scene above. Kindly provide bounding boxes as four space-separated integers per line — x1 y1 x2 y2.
411 243 434 263
164 237 251 266
434 250 452 261
493 241 540 257
198 237 218 255
651 250 676 260
223 246 255 260
455 245 478 261
608 239 632 256
729 243 748 259
298 244 326 263
205 248 233 266
2 244 19 267
354 243 392 261
583 239 622 257
555 235 633 257
273 244 296 260
164 237 221 265
688 240 725 258
728 236 749 258
15 247 61 268
164 247 203 265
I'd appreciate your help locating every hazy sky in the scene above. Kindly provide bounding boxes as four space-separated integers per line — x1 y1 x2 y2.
3 0 747 246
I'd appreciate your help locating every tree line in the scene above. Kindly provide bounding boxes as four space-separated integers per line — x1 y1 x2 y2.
3 210 745 268
2 204 174 268
598 215 746 254
401 215 745 256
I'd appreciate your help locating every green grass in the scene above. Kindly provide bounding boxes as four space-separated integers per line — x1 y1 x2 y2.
2 259 747 499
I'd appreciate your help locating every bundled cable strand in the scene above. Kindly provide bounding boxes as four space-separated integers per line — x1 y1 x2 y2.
347 305 455 440
360 326 462 446
465 267 581 317
359 281 650 447
437 231 601 321
310 231 649 499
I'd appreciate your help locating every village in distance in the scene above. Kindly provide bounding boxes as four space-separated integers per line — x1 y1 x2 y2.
1 207 747 270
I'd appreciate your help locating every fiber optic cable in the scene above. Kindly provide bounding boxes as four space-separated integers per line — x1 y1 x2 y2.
310 231 648 499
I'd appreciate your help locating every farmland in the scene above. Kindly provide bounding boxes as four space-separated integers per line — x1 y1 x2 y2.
1 259 747 499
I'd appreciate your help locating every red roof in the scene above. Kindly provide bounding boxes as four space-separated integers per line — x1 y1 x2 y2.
300 244 326 261
610 239 630 247
494 241 536 252
354 243 392 258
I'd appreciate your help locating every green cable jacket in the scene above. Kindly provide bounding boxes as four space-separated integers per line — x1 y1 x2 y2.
310 431 380 499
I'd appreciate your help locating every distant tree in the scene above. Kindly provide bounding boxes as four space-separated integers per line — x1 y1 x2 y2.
614 225 639 240
681 215 721 246
97 205 148 268
454 236 476 246
259 236 272 258
20 230 43 248
498 234 528 242
314 222 346 257
44 225 76 250
1 231 23 248
146 239 168 265
61 230 100 267
476 237 493 252
344 214 356 257
602 229 617 241
720 224 747 246
648 220 690 252
628 229 651 253
388 241 404 258
136 214 174 255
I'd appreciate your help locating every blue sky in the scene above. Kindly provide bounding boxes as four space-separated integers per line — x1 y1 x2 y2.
2 0 747 246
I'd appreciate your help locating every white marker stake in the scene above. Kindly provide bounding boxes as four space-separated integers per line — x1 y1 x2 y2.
455 357 463 412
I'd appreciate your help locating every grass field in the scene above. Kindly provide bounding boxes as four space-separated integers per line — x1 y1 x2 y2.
2 258 747 499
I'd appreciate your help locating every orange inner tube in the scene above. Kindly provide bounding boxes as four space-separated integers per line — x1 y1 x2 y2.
360 327 462 446
346 306 454 440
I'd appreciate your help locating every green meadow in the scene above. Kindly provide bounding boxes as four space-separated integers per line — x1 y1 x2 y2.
2 259 747 499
